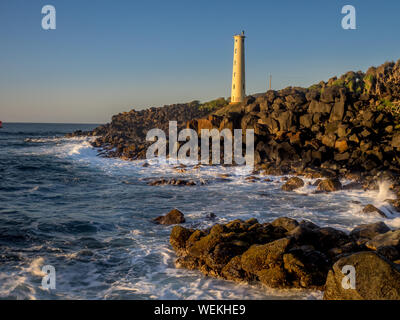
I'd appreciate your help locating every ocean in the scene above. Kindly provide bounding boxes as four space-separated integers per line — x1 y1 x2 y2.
0 123 399 300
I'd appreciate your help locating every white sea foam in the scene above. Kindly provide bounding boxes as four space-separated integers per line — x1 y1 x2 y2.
377 180 396 202
11 136 398 300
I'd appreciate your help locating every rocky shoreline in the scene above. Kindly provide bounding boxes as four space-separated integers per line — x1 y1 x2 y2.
68 60 400 206
169 215 400 300
67 59 400 299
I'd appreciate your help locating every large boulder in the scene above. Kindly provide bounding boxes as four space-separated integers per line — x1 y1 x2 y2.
271 217 299 232
299 114 313 128
170 225 193 254
329 100 346 122
154 209 185 225
350 222 391 240
316 178 342 192
320 86 341 103
281 177 305 191
366 230 400 250
240 238 292 274
277 111 294 131
391 133 400 148
361 204 387 218
324 252 400 300
240 237 292 288
283 248 330 288
308 100 332 114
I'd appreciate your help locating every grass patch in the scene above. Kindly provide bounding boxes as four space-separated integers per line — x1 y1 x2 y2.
199 97 228 112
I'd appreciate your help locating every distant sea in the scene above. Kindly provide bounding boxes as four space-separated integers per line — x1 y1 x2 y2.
0 123 398 300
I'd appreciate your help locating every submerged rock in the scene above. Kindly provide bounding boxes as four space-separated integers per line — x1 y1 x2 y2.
148 178 197 186
324 252 400 300
281 177 305 191
316 178 342 192
362 204 387 218
154 209 185 225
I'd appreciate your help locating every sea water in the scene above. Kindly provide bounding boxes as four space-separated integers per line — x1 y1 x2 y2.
0 123 399 300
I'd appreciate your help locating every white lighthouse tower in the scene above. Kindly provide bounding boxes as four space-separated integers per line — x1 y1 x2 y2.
231 31 246 103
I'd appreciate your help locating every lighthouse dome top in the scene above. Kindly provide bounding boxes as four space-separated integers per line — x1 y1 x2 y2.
234 30 246 38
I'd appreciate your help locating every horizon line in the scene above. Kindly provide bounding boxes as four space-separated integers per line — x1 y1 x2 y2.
1 121 104 125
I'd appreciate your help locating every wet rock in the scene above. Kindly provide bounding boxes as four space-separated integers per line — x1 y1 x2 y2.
324 252 400 300
342 182 363 190
240 238 292 287
271 217 299 232
169 217 399 293
281 177 305 191
170 225 193 254
205 212 217 220
283 248 330 288
366 230 400 250
148 178 197 186
154 209 185 225
350 222 391 240
361 204 387 218
221 256 247 281
316 178 342 192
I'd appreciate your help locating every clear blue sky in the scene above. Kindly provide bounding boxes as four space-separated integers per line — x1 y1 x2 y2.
1 0 399 123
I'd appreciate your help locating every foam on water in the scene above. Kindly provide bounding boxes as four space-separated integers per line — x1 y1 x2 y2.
1 128 399 300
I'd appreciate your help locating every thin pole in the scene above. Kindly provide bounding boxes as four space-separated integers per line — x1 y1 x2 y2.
269 74 272 90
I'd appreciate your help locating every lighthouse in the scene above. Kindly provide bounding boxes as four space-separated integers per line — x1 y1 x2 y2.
231 31 246 103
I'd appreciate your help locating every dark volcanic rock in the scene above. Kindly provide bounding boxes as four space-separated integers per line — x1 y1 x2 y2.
148 178 198 186
366 230 400 250
350 222 391 240
316 178 342 192
271 217 299 232
362 204 387 218
69 60 400 190
169 217 398 293
281 177 305 191
324 252 400 300
154 209 185 225
72 100 225 160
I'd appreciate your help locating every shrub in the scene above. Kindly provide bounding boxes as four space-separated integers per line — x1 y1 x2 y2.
199 97 228 112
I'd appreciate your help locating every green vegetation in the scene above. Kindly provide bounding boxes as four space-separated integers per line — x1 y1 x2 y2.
363 74 375 93
377 98 393 111
332 79 345 87
199 97 228 112
308 84 321 91
381 99 393 108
